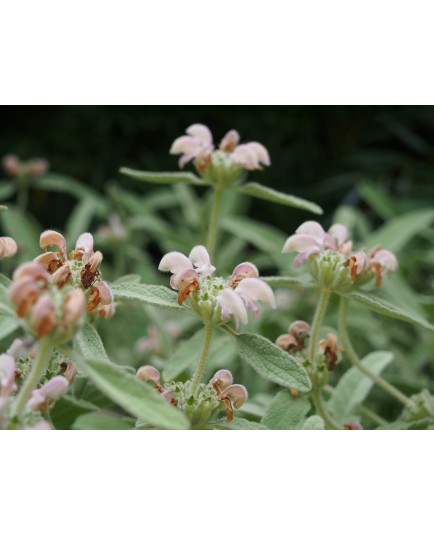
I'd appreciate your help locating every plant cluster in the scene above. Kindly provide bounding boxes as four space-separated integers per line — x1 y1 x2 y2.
1 123 433 430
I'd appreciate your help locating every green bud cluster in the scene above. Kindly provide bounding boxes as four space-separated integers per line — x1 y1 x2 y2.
189 275 226 325
200 150 246 187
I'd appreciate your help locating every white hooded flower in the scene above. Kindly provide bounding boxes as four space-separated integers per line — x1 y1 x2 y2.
231 141 271 170
234 278 276 319
216 288 248 329
159 245 215 290
169 123 214 169
27 376 69 411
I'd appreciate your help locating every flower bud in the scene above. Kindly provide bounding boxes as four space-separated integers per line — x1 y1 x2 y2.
209 369 233 390
63 288 86 323
136 365 160 384
52 263 72 287
30 294 56 338
275 333 298 352
161 389 176 404
33 251 62 273
13 262 49 284
219 129 240 152
289 320 311 338
2 154 21 176
218 384 248 408
8 276 41 317
28 376 69 411
0 237 17 259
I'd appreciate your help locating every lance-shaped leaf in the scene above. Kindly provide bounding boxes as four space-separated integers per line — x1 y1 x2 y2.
234 333 311 392
328 351 394 423
111 282 183 310
345 291 434 332
235 182 322 214
75 357 189 429
120 167 204 186
261 275 315 288
74 323 109 361
0 315 20 341
262 390 311 429
212 417 269 430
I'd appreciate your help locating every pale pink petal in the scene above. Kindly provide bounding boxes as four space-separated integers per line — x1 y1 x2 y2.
219 129 240 152
328 223 349 246
188 245 215 276
39 376 69 399
169 135 202 156
75 232 94 263
246 142 271 166
158 251 192 274
209 369 233 389
353 251 370 274
372 249 398 272
218 384 248 408
231 144 260 170
25 420 52 430
282 234 323 253
178 153 195 169
235 278 276 309
216 288 248 329
230 262 259 283
185 124 213 145
170 268 199 291
293 246 321 267
295 221 325 240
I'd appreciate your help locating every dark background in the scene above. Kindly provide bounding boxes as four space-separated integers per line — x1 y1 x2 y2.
1 105 434 231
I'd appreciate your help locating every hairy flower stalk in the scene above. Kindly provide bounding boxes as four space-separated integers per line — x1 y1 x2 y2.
170 124 270 257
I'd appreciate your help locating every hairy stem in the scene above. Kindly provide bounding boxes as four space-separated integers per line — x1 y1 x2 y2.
12 337 53 419
191 324 214 395
338 297 410 407
311 389 341 430
206 186 223 259
308 288 331 364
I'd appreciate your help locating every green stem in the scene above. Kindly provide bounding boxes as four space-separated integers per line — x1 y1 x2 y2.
12 337 53 419
360 406 388 427
191 324 214 395
311 389 341 430
206 186 224 259
338 297 411 407
308 288 331 364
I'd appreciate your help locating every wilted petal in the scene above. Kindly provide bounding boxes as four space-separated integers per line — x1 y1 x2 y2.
216 288 248 329
218 384 248 408
93 281 113 305
30 294 56 338
39 230 66 256
8 276 41 316
185 124 213 145
171 268 199 293
275 334 298 352
136 365 160 384
63 288 86 323
289 320 311 337
13 262 49 283
189 245 215 276
52 264 72 287
33 252 61 273
328 223 349 246
235 278 276 309
209 369 233 390
159 251 192 274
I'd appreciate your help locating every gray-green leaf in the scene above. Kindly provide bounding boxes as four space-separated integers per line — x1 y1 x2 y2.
235 182 322 214
212 417 269 430
302 415 325 430
111 282 183 310
346 292 434 332
234 333 311 391
75 357 189 429
262 390 311 429
74 323 109 360
120 167 204 186
328 351 394 423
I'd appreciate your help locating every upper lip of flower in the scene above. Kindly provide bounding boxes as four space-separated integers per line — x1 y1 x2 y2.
158 245 215 289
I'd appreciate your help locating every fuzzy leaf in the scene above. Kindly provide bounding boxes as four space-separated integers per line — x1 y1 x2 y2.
302 415 325 430
235 182 323 214
328 351 394 423
234 333 311 391
74 323 109 360
364 208 434 252
75 357 189 429
346 291 434 332
212 417 269 430
73 411 135 430
111 282 182 310
0 315 20 341
120 167 204 186
262 390 311 429
261 275 314 288
50 396 97 430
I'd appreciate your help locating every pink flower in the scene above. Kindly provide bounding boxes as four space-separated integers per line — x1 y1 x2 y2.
27 376 69 411
170 124 214 170
216 288 248 329
282 221 346 267
159 245 215 290
0 353 17 397
234 278 276 319
231 142 270 170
